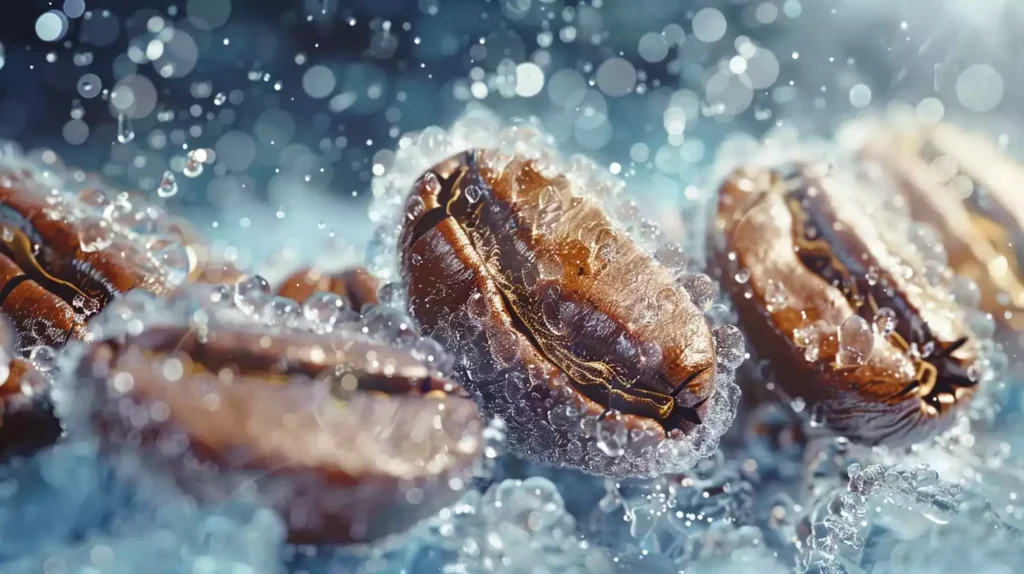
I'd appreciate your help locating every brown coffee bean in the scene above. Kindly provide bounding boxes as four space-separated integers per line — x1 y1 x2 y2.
0 160 199 456
74 287 482 544
0 171 188 338
0 357 62 458
716 163 979 446
276 266 380 310
399 150 735 477
855 120 1024 333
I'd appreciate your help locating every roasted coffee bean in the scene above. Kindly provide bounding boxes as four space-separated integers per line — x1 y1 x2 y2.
0 157 198 457
399 149 736 477
0 165 189 348
74 287 482 544
854 120 1024 332
716 163 980 446
276 266 380 309
0 312 61 458
0 357 61 459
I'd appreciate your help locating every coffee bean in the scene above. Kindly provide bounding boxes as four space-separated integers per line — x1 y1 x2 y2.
855 120 1024 334
73 286 482 544
716 163 979 446
276 266 380 310
0 159 195 456
399 149 739 477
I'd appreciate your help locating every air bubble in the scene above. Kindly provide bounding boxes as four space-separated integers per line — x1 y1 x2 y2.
260 296 301 326
595 411 628 457
683 273 718 311
713 324 746 369
837 315 873 367
233 275 272 316
302 291 352 332
29 345 58 373
873 307 897 337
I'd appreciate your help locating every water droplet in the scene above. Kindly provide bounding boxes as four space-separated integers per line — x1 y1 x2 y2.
233 275 272 316
29 345 58 373
655 243 689 279
261 296 301 326
866 266 880 286
873 307 897 337
596 410 628 457
765 279 789 309
117 114 135 143
213 92 227 106
361 306 418 346
683 273 718 311
791 396 806 413
547 404 573 429
713 324 746 369
837 314 873 367
183 149 205 177
146 235 190 286
102 192 135 227
734 268 751 284
157 171 178 198
541 289 563 334
77 217 113 252
464 185 482 203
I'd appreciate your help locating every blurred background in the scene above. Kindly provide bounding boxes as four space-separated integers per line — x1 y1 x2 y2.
0 0 1018 259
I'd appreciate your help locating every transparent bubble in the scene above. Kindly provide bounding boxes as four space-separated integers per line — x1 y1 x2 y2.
837 315 873 367
714 324 746 369
873 307 897 337
302 291 353 331
233 275 272 316
77 217 114 253
29 345 59 373
683 273 719 311
261 296 301 326
595 411 628 457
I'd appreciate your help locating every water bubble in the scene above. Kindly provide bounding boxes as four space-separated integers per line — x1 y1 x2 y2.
837 315 873 367
213 92 227 105
683 273 719 311
873 307 897 337
734 268 751 284
77 217 113 252
29 345 58 373
261 296 301 326
654 243 689 279
302 291 352 331
765 279 789 309
547 404 573 429
146 236 191 286
713 324 746 369
596 411 628 457
791 396 806 413
233 275 272 316
361 305 418 346
157 171 178 198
